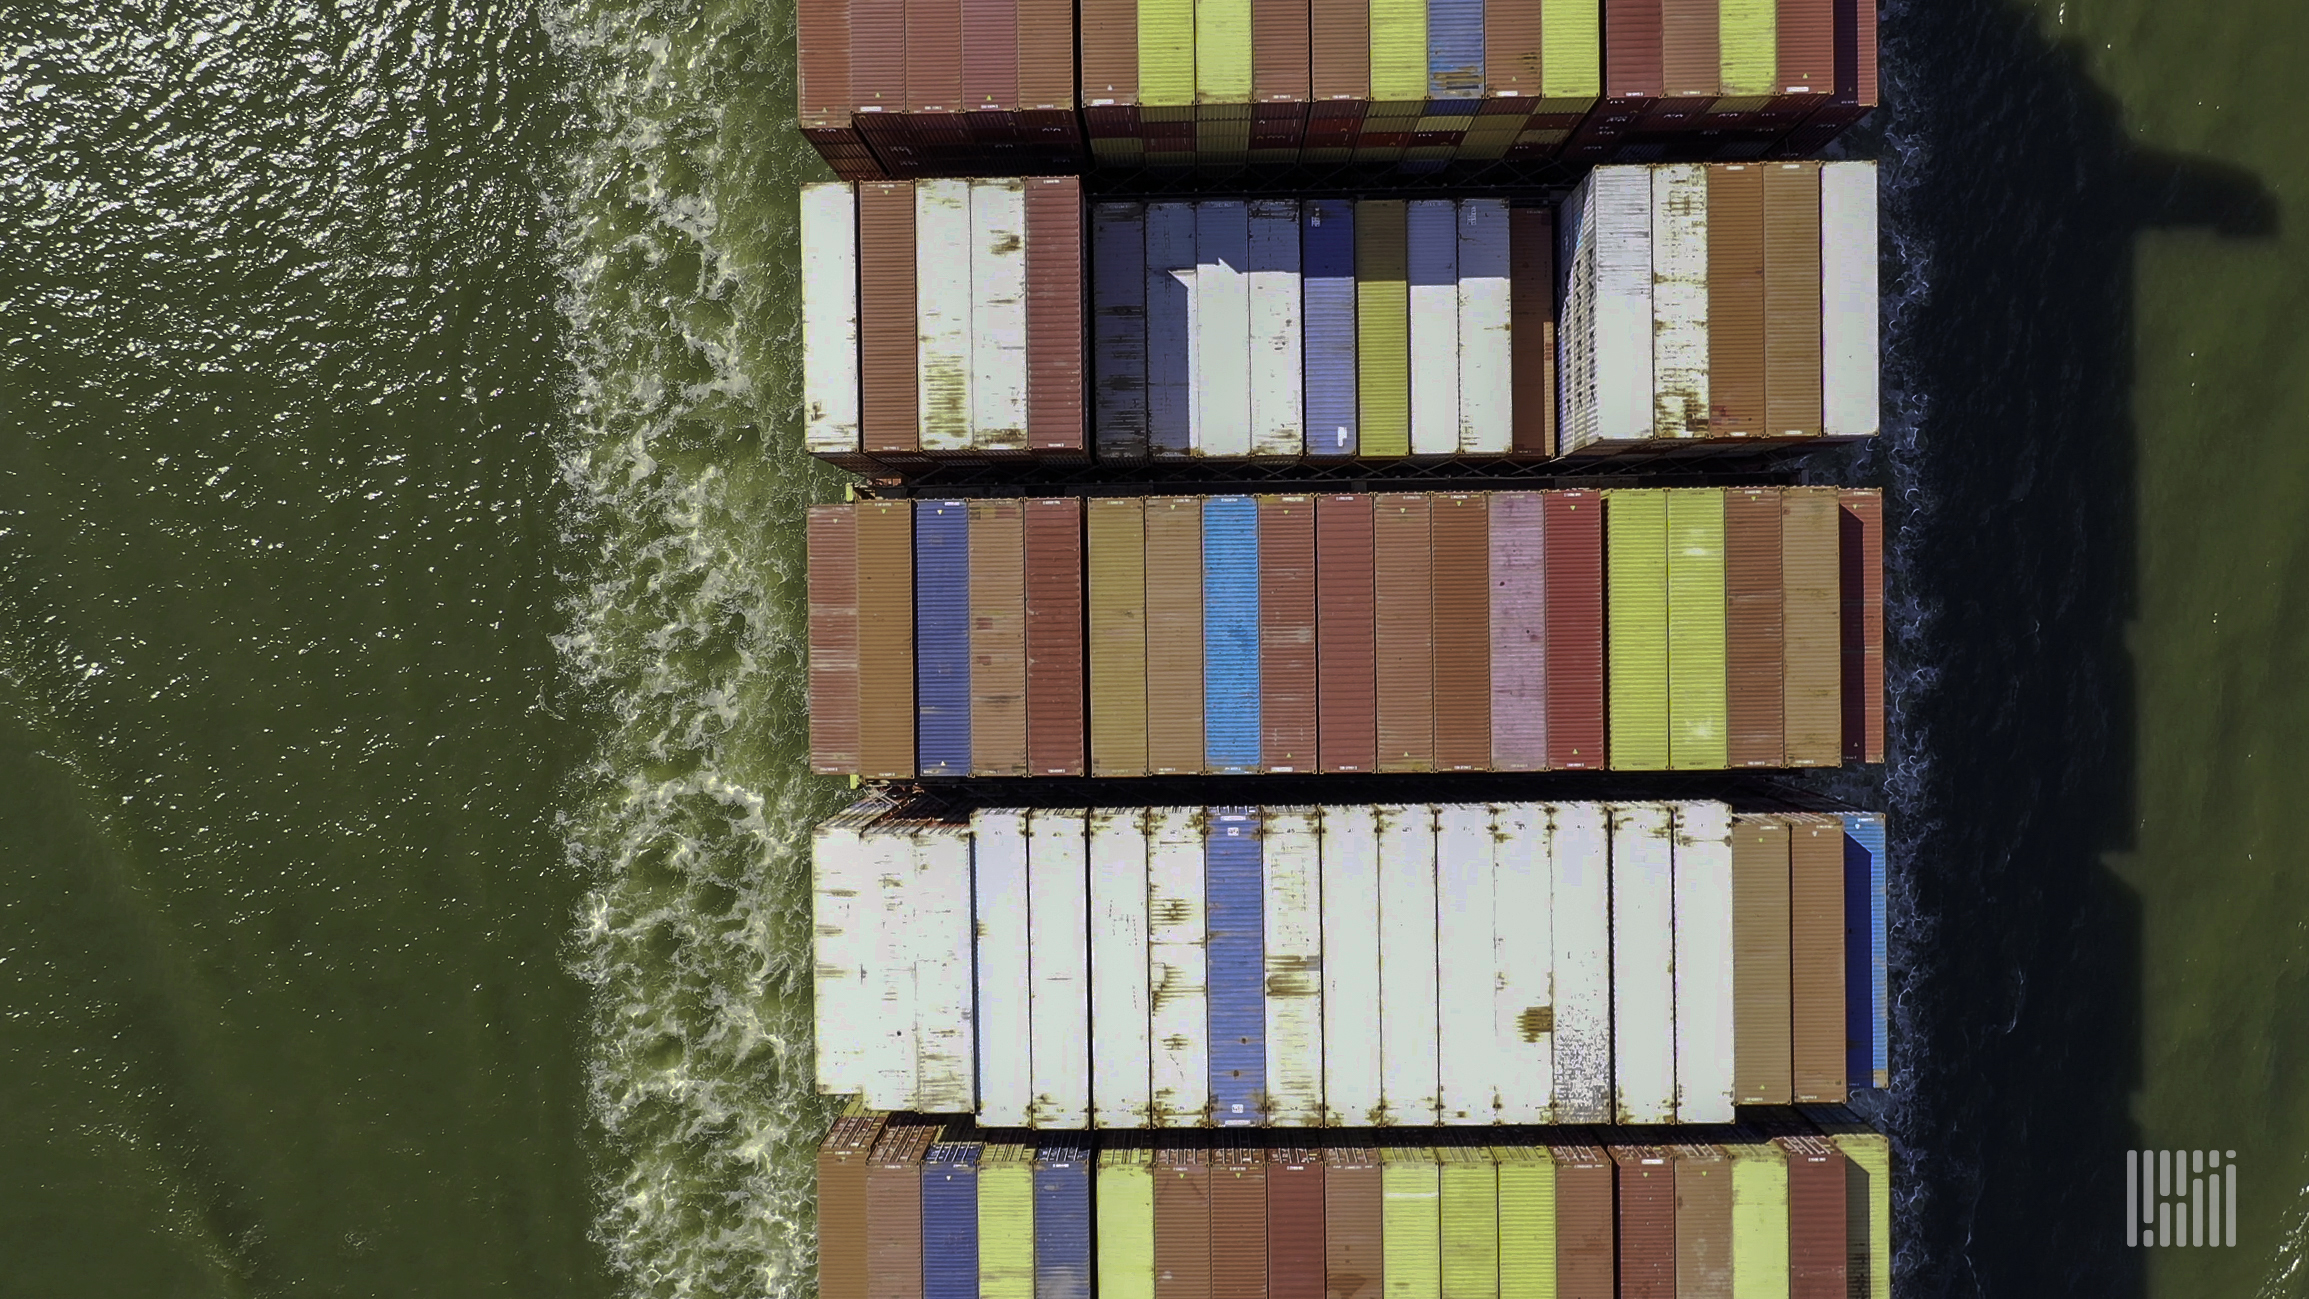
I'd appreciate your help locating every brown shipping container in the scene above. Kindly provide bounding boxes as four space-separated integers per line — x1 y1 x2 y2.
1025 179 1086 453
1763 162 1824 438
969 499 1027 776
1732 815 1795 1105
1025 498 1087 776
1017 0 1077 109
858 184 920 454
808 505 861 775
856 501 917 778
1510 207 1557 456
1089 498 1149 777
1777 1133 1850 1299
1780 487 1840 765
961 0 1017 110
1485 0 1542 97
1145 498 1206 774
1660 0 1720 98
1253 0 1312 102
850 0 907 113
797 0 851 126
1543 491 1607 769
866 1125 938 1299
1310 0 1371 101
1672 1142 1734 1299
1323 1144 1383 1299
1839 490 1885 763
1549 1141 1615 1299
1317 495 1378 774
1268 1147 1325 1299
1789 815 1847 1104
1079 0 1138 104
909 0 963 112
1605 0 1666 99
818 1115 888 1299
1707 165 1767 439
1430 493 1491 772
1260 496 1320 772
1157 1144 1215 1299
1372 494 1434 773
1724 487 1785 767
1776 0 1835 93
1610 1144 1677 1299
1212 1144 1269 1299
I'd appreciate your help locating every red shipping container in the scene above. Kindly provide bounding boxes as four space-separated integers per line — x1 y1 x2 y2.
1024 497 1086 776
1260 496 1319 772
1316 495 1376 774
1542 491 1606 769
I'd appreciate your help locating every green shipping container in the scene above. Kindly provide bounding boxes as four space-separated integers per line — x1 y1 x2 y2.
1493 1147 1555 1299
1607 490 1670 769
1667 488 1729 770
1718 0 1777 97
1140 0 1195 106
1724 1138 1788 1299
980 1141 1036 1299
1439 1144 1500 1299
1097 1145 1157 1299
1356 202 1411 457
1384 1145 1443 1299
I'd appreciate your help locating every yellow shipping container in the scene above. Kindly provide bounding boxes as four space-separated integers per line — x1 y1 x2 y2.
1383 1145 1442 1299
1139 0 1194 106
1356 201 1411 457
1195 0 1250 102
1439 1144 1501 1299
1607 490 1670 769
1724 1136 1789 1299
1718 0 1777 96
979 1142 1036 1299
1096 1144 1156 1299
1667 488 1729 769
1087 498 1148 776
1493 1146 1556 1299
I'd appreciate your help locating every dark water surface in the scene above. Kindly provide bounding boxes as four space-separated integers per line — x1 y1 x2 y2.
5 0 2309 1294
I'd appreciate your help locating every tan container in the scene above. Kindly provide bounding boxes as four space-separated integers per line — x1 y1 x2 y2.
1763 162 1824 438
1671 1141 1734 1299
1317 495 1377 774
1550 1139 1615 1299
1144 498 1206 774
1788 814 1847 1104
1259 496 1319 772
1780 487 1840 765
1324 1143 1383 1299
1430 493 1491 771
1724 486 1785 768
1373 493 1433 772
1732 815 1794 1105
1705 165 1766 439
1089 498 1149 777
856 500 916 778
1156 1142 1214 1299
967 500 1027 775
817 1114 888 1299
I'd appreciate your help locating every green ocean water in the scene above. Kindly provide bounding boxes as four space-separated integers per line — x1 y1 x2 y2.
3 0 2308 1296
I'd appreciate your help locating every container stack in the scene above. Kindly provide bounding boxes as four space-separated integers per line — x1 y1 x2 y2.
792 0 1895 1285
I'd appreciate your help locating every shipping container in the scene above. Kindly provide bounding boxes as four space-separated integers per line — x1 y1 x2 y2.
1100 1141 1158 1299
1671 1141 1734 1299
1493 1144 1554 1295
1431 493 1491 770
816 809 877 1096
1150 807 1211 1126
1667 488 1730 770
869 828 920 1109
1210 1143 1269 1299
1839 489 1885 763
860 185 918 454
1023 178 1084 455
915 823 978 1112
1258 497 1319 772
1724 1134 1791 1298
976 810 1034 1125
1593 167 1653 443
1092 809 1154 1128
923 1143 983 1299
1374 495 1435 771
869 1124 938 1299
1509 207 1556 456
1025 498 1086 776
968 500 1026 776
1325 1144 1384 1299
1263 808 1324 1126
1707 163 1767 440
1248 201 1306 457
1488 493 1547 771
1610 804 1676 1124
1408 199 1461 456
1762 162 1823 438
1544 491 1607 769
1611 1142 1677 1299
982 1140 1037 1299
1820 162 1878 439
1607 490 1670 771
1725 487 1786 767
1036 1144 1093 1299
804 185 863 456
1492 804 1553 1123
1322 805 1384 1125
1804 1110 1892 1299
1197 203 1253 458
1652 164 1710 438
917 183 974 451
1457 199 1512 454
1382 1145 1443 1299
1673 802 1736 1123
1551 803 1612 1123
820 1115 888 1299
1356 201 1410 456
916 500 972 776
1089 498 1150 776
1268 1145 1325 1298
1317 495 1378 774
1030 809 1092 1127
1155 1142 1214 1299
1208 809 1268 1126
1147 203 1195 456
1731 815 1793 1106
856 500 915 778
1378 806 1441 1126
1774 1131 1849 1299
1204 498 1262 774
1439 1141 1500 1299
971 180 1029 449
809 505 861 773
1305 201 1359 456
1780 487 1840 765
1550 1140 1615 1299
1436 803 1496 1124
1147 498 1207 774
1840 814 1888 1089
1787 815 1845 1104
1096 204 1151 459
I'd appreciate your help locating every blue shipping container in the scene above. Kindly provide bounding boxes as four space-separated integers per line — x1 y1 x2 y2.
922 1142 981 1299
1427 0 1484 100
1205 807 1266 1124
1203 496 1261 772
1841 812 1888 1088
1093 204 1149 459
1145 203 1196 456
915 501 971 775
1032 1145 1092 1299
1302 200 1357 456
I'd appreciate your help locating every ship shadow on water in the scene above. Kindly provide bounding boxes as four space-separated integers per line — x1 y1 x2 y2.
1811 0 2279 1293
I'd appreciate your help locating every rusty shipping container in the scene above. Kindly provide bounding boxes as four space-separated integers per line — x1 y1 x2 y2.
1155 1142 1213 1299
1725 486 1785 767
1025 498 1086 776
1210 1144 1268 1299
1317 495 1378 774
1324 1143 1384 1299
1780 487 1841 765
1373 494 1433 772
1431 493 1491 771
1089 498 1150 777
1840 490 1885 762
856 500 917 778
1733 815 1795 1105
808 505 861 774
1145 498 1207 775
1544 491 1607 769
820 1115 889 1299
1260 496 1319 772
1267 1146 1324 1299
859 184 921 455
970 499 1028 776
1789 815 1847 1104
1551 1140 1615 1299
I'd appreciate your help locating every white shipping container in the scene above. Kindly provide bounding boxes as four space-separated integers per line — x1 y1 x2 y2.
1611 803 1676 1124
1593 167 1655 443
1556 180 1599 451
916 179 974 451
970 179 1029 450
1672 802 1736 1123
1435 802 1496 1123
1195 202 1251 457
811 812 872 1095
1147 807 1209 1126
913 824 977 1111
1377 804 1440 1125
1262 806 1325 1126
1247 200 1305 459
1322 804 1383 1125
972 809 1033 1125
1821 162 1880 440
1457 198 1513 455
1551 802 1611 1121
1651 164 1710 439
800 183 860 455
1090 808 1153 1128
866 826 919 1110
1408 199 1461 457
1029 808 1091 1127
1492 803 1553 1123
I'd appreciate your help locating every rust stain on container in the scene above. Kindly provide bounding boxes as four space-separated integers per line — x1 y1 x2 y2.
1788 814 1847 1103
969 499 1027 776
1372 494 1433 772
1144 498 1206 774
1211 1143 1269 1299
1430 493 1491 771
1724 486 1785 768
1510 206 1556 457
1732 815 1793 1105
1671 1141 1734 1299
1025 497 1086 776
808 505 860 774
1268 1146 1325 1299
1775 1130 1850 1299
866 1123 940 1299
1839 489 1885 763
1543 491 1607 769
1089 498 1149 777
856 500 916 778
1780 487 1840 765
858 183 920 454
1610 1143 1677 1299
1706 164 1766 439
1317 495 1377 774
1260 496 1319 772
1323 1143 1383 1299
818 1114 888 1299
1549 1139 1615 1299
1763 162 1824 438
1157 1141 1215 1299
1025 178 1086 454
